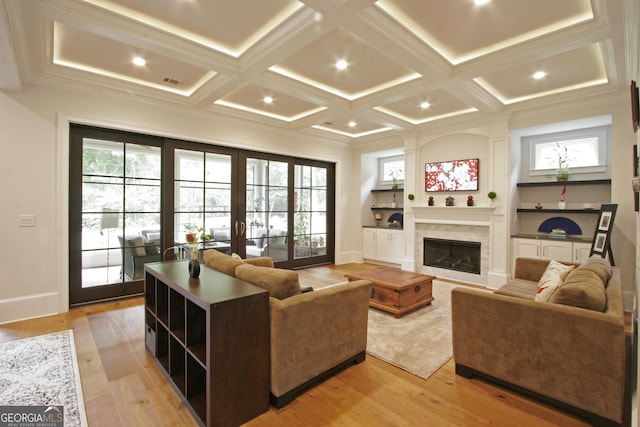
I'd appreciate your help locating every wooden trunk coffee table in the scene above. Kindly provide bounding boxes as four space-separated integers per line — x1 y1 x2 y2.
345 267 436 318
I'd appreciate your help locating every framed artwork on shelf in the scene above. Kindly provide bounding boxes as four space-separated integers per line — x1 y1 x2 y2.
598 211 613 231
589 204 617 265
592 232 608 254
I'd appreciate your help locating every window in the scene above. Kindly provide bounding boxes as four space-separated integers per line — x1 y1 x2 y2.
523 126 610 179
379 155 404 187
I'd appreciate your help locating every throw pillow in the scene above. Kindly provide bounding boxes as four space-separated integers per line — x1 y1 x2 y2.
132 236 147 256
235 263 301 300
580 255 613 285
534 260 575 303
243 257 275 268
548 267 607 311
202 249 243 277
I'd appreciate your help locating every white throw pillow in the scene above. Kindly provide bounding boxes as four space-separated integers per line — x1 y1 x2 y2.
132 236 147 256
535 260 575 302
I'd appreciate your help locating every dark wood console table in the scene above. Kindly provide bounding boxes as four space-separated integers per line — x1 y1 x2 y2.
144 260 270 427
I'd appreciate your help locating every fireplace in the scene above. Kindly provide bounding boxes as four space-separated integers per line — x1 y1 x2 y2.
423 238 481 274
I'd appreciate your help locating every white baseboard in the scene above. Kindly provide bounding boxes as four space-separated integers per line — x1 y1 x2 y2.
0 292 61 325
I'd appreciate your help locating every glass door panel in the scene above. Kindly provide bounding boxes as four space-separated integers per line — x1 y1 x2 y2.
245 158 289 262
174 150 233 258
294 165 328 260
71 130 161 305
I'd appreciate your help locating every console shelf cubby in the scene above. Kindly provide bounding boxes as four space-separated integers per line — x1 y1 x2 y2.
144 260 270 427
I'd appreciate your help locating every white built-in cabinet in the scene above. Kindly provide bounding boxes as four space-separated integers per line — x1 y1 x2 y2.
362 228 377 260
362 227 403 264
512 238 592 270
573 242 592 263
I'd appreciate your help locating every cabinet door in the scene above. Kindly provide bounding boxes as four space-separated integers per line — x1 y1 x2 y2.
541 240 573 263
388 230 404 264
362 228 377 259
512 238 541 260
573 242 592 263
376 229 392 262
375 229 403 264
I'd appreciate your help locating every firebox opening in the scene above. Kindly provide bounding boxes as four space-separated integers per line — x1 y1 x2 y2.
423 238 481 274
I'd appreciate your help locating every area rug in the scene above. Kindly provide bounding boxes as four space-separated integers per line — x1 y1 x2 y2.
0 330 88 427
366 280 458 379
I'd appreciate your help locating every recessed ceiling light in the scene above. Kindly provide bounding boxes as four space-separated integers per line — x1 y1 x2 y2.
336 59 348 70
132 56 146 67
420 101 431 109
474 0 490 5
348 121 356 128
264 96 273 104
533 71 546 80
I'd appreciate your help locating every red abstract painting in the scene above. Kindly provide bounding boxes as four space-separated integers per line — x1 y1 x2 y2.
425 158 478 192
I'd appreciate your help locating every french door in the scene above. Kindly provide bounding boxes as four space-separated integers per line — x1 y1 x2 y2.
168 146 334 269
69 126 163 305
70 126 334 305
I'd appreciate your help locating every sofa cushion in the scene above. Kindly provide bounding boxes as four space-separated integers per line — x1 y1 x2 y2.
235 263 301 300
579 255 613 285
535 260 575 302
548 264 607 311
494 280 538 300
243 257 275 268
203 249 243 276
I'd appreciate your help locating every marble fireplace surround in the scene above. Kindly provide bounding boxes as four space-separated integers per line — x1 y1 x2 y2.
410 206 494 286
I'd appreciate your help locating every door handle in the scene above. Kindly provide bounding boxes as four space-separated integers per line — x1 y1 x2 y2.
240 221 246 237
235 220 238 236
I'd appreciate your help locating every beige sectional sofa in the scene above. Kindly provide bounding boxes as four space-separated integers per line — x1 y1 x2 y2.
451 256 627 427
202 249 372 408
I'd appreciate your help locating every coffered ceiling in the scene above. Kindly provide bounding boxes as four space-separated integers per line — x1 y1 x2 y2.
0 0 636 142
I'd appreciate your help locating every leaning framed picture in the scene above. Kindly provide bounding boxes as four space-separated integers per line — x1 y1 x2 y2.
598 211 613 231
589 203 617 264
592 232 608 254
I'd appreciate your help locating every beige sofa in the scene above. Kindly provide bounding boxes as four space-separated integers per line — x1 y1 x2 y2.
451 257 627 427
203 249 372 408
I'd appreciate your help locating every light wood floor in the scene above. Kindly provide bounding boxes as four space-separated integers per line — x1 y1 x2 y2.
0 263 592 427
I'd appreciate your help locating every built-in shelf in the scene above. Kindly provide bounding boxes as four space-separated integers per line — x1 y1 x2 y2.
371 188 403 192
144 261 270 427
516 179 611 188
371 207 403 211
517 209 601 214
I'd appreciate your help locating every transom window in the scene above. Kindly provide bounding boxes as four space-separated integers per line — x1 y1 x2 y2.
524 126 610 178
379 155 404 186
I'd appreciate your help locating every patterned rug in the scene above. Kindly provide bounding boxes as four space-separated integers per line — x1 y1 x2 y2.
0 330 88 426
366 280 458 379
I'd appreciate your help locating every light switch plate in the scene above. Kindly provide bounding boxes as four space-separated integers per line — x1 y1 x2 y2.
18 214 35 227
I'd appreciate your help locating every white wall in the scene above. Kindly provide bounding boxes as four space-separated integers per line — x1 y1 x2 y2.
1 83 637 323
0 85 358 323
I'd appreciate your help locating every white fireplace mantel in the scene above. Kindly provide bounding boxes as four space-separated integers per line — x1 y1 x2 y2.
410 205 496 226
